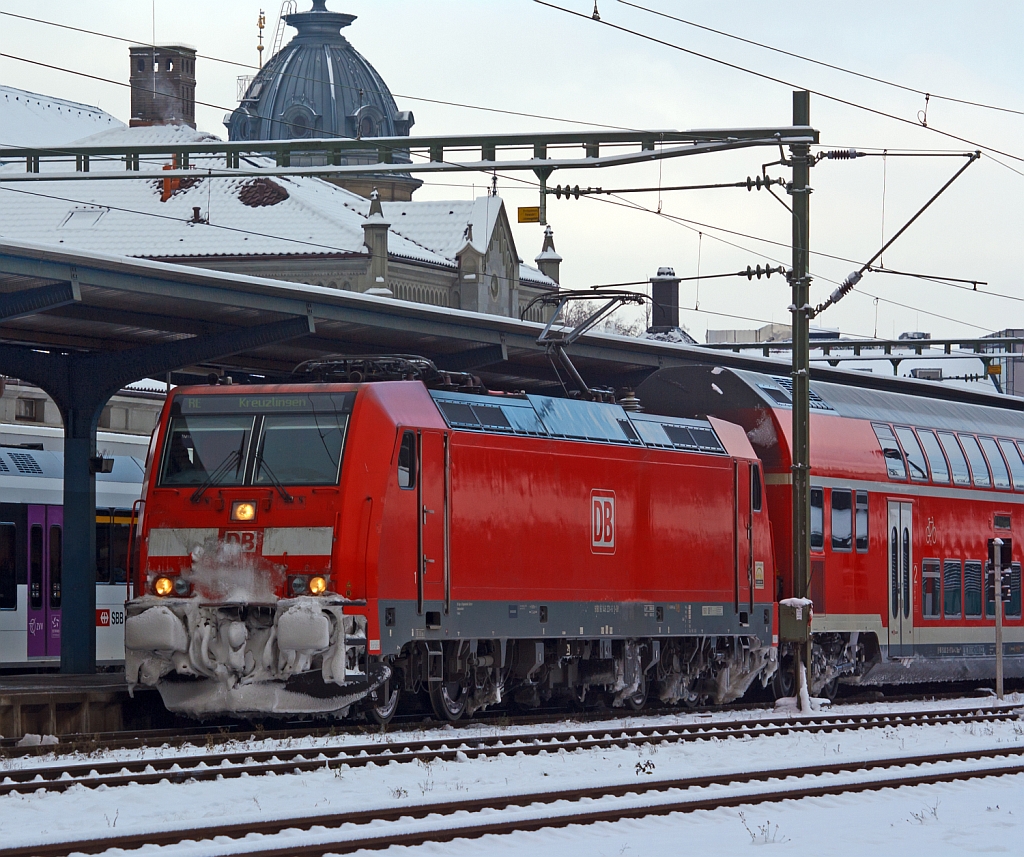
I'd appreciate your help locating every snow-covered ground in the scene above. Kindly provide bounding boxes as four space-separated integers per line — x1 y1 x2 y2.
1 694 1022 855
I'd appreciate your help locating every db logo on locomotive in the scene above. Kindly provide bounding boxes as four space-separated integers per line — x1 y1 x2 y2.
591 489 616 554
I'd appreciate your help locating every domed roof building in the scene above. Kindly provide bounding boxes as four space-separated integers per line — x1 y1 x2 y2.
226 0 419 200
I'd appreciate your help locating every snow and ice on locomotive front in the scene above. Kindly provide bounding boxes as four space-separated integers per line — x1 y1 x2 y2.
124 387 384 718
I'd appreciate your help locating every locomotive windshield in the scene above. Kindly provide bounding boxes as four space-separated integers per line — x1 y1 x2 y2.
158 392 353 487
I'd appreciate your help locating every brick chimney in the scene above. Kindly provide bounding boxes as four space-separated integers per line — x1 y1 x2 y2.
130 45 197 128
649 267 681 330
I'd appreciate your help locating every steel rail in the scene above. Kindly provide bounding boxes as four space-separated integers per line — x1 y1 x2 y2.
8 746 1024 857
1 704 1017 798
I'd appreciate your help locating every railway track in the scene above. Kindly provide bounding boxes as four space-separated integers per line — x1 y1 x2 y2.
1 703 1019 797
0 686 1007 759
5 745 1024 857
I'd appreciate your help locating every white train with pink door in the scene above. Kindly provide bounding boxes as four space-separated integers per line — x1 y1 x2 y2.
0 447 143 668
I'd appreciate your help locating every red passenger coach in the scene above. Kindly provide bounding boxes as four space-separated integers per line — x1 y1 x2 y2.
126 364 778 720
639 365 1024 697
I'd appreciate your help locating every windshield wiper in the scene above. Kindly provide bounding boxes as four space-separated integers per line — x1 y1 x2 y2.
257 455 294 504
190 449 242 504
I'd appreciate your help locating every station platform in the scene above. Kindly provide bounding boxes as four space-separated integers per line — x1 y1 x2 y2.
0 673 161 739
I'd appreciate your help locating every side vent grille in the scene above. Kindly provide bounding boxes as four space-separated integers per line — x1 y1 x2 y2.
770 376 834 411
8 452 43 474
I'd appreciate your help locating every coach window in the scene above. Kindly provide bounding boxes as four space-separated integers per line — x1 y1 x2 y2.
751 465 763 512
922 559 941 619
873 424 907 480
894 427 928 481
855 491 869 552
49 525 62 610
918 430 950 484
96 514 111 584
979 437 1011 490
0 523 15 610
964 559 983 618
397 431 416 489
998 440 1024 490
1009 563 1022 619
958 435 991 488
811 487 824 551
29 524 42 611
831 489 852 551
938 433 972 486
943 559 962 619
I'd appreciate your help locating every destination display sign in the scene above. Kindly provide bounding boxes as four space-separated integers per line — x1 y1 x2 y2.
170 392 353 416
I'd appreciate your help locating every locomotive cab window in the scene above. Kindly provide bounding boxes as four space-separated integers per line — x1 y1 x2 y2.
0 523 15 610
922 559 941 619
751 464 762 512
831 489 852 552
160 414 253 487
873 424 907 480
811 487 824 551
894 427 929 481
254 413 347 486
397 431 416 489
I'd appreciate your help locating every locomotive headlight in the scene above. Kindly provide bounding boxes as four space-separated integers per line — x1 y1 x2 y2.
290 576 308 596
230 501 257 523
153 576 174 597
173 576 191 596
309 576 327 596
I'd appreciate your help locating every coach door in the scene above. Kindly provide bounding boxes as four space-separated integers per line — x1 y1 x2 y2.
887 501 914 657
26 505 62 659
734 462 753 621
418 431 449 610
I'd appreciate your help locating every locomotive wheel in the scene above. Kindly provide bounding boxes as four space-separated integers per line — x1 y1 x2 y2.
429 680 468 721
366 675 400 725
624 676 649 711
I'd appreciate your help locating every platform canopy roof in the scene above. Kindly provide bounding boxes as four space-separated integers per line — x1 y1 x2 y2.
0 238 1020 412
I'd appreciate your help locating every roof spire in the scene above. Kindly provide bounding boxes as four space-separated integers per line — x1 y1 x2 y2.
311 0 329 11
368 187 384 218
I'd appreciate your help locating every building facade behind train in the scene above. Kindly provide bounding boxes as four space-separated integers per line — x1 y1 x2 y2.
0 2 560 322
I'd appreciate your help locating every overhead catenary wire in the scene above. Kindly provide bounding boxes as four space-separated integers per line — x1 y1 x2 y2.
0 11 641 133
616 0 1024 119
0 26 1005 338
533 0 1024 169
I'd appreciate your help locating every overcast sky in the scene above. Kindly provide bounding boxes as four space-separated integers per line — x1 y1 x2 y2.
1 1 1022 342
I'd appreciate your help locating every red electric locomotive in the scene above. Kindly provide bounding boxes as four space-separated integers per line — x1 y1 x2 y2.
125 359 778 720
640 365 1024 696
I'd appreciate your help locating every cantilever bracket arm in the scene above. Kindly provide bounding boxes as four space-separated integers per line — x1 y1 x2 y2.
812 151 981 319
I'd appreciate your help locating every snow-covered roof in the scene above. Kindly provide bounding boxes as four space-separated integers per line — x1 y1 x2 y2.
0 125 459 268
0 125 564 287
519 262 556 287
383 197 503 258
0 86 124 149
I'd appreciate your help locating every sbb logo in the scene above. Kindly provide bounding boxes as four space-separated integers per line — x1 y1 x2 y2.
591 490 616 554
